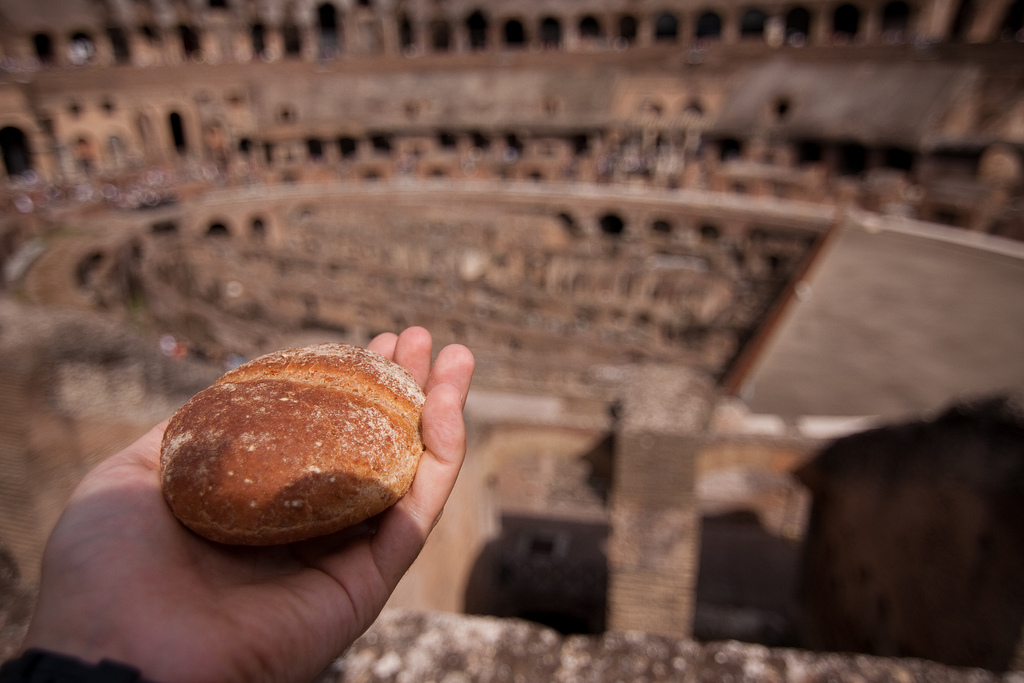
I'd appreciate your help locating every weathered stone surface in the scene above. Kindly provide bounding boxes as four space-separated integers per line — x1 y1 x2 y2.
319 609 1024 683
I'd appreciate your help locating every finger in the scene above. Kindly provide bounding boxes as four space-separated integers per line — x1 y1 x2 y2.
366 332 398 359
392 327 433 388
424 344 475 406
370 381 466 585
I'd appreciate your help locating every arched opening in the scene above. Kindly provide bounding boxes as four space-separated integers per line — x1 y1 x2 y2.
33 33 54 63
719 138 743 161
798 139 823 163
398 14 414 51
282 22 303 56
655 12 679 41
504 19 526 47
741 8 767 38
838 142 867 176
599 213 625 236
238 138 252 156
317 3 340 57
619 15 638 44
696 12 723 39
251 23 266 57
150 220 178 234
371 134 392 154
169 112 187 153
652 219 673 234
338 137 358 158
207 222 230 237
0 127 32 178
786 7 811 44
700 223 721 242
430 19 451 51
883 147 914 171
881 1 911 41
307 138 324 161
579 16 603 40
251 217 267 241
540 17 562 48
107 26 131 63
471 131 491 149
1000 0 1024 38
178 25 201 59
466 10 488 50
832 4 861 40
68 32 96 65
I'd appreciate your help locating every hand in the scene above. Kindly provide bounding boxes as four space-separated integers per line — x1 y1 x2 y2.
22 328 474 683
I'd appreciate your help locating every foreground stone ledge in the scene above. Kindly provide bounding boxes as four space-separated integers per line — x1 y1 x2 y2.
320 609 1024 683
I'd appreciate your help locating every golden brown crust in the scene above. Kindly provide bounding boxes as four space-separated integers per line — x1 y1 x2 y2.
160 344 426 545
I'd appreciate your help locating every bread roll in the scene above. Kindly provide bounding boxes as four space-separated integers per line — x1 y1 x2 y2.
160 343 426 545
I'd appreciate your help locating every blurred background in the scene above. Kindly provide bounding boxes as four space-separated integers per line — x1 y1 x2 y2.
0 0 1022 678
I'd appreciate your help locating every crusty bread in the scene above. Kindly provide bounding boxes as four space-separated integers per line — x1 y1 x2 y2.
159 343 426 545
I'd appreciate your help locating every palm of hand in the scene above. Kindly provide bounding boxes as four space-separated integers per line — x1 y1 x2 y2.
24 329 474 683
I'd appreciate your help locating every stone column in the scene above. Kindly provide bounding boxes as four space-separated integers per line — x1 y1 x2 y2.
917 0 959 41
811 5 833 45
606 366 716 639
967 0 1016 41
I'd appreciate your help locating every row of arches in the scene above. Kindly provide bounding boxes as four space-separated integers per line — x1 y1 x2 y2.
19 0 1024 69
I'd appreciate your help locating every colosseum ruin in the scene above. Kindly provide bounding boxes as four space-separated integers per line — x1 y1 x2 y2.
0 0 1023 677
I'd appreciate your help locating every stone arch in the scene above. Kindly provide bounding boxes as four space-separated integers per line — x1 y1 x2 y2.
178 24 201 59
838 142 867 175
282 19 303 57
696 11 723 39
430 18 451 51
317 2 341 57
504 19 527 47
206 218 233 237
652 218 673 234
881 1 911 40
579 15 603 40
599 212 625 236
740 8 768 38
251 23 267 57
700 222 721 242
540 17 562 48
999 0 1024 37
398 13 414 51
654 12 680 42
68 31 97 65
107 26 131 64
832 4 861 40
619 15 639 44
33 33 55 64
168 111 187 154
250 214 269 241
0 126 32 178
786 7 812 44
466 10 489 50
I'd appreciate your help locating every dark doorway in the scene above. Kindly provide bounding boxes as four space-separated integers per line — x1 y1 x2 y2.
169 112 187 153
466 11 488 49
0 127 31 178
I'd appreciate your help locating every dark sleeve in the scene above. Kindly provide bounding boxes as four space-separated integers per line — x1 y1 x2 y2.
0 649 155 683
